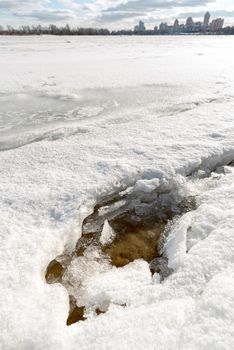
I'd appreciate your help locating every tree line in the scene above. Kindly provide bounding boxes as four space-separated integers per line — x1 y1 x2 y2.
0 24 234 36
0 24 110 35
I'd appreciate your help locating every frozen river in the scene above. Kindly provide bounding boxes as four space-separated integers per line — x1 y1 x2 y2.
1 36 234 350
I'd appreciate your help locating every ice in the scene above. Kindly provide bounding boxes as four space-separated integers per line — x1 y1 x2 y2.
62 246 111 302
77 259 153 309
100 220 115 245
134 178 160 193
1 36 234 349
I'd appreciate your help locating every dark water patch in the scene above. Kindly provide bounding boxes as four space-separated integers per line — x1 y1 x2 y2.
95 307 107 316
103 217 166 268
67 296 86 326
45 202 174 326
45 259 64 284
45 176 201 326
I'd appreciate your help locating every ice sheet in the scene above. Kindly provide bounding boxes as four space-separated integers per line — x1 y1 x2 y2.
0 36 234 350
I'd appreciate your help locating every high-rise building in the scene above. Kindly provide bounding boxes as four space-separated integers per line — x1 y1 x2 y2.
186 17 194 28
204 12 210 26
134 21 146 32
173 19 180 33
139 21 145 31
174 19 179 28
210 18 224 32
159 22 168 32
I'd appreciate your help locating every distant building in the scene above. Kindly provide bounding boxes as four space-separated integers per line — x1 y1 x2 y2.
134 20 146 32
204 12 210 27
194 22 203 32
152 11 224 35
159 22 168 32
174 19 179 28
139 20 146 31
186 17 194 28
173 19 180 33
210 18 224 32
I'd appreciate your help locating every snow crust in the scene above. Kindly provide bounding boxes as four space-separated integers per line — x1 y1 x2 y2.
1 36 234 349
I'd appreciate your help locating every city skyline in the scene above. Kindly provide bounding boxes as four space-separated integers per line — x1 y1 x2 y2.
0 0 234 29
134 11 225 33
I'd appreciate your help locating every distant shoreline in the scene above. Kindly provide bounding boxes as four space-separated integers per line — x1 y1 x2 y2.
0 26 234 36
1 32 234 36
0 33 234 37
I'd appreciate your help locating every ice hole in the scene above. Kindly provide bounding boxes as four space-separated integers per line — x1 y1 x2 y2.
45 160 234 326
45 206 176 325
45 183 196 326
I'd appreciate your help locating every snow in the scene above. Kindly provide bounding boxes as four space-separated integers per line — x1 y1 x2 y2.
100 220 115 245
0 35 234 349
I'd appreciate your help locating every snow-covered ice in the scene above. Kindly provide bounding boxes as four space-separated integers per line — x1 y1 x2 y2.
0 35 234 349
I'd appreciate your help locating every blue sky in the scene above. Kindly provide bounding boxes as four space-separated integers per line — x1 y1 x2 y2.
0 0 233 29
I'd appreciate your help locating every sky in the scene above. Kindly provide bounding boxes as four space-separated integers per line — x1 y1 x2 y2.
0 0 234 29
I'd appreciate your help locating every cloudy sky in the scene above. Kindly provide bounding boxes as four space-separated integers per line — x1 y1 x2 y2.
0 0 233 29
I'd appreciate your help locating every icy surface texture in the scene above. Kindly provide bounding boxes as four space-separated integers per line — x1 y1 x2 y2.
1 36 234 349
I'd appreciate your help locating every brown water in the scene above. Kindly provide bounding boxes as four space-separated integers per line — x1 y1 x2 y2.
103 221 166 267
45 212 167 326
67 296 86 325
45 259 64 284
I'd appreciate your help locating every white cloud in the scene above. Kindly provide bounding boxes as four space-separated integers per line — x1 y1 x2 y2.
14 9 77 22
0 0 233 28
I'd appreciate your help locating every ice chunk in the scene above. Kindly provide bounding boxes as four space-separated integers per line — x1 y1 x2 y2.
134 179 160 193
100 220 116 245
